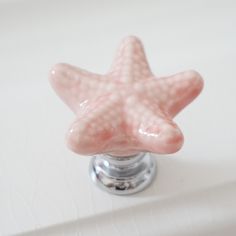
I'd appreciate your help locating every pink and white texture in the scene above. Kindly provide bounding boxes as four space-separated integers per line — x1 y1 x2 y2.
49 36 204 156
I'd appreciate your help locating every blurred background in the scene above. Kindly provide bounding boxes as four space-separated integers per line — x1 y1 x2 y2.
1 0 236 153
0 0 236 235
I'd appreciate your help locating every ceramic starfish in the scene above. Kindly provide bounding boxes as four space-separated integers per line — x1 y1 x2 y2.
49 36 203 156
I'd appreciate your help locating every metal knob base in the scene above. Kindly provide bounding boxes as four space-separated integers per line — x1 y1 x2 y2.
89 152 156 195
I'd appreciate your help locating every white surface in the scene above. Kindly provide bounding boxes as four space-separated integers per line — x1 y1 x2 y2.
0 0 236 235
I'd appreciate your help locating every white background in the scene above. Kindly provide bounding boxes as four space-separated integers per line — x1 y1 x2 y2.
0 0 236 235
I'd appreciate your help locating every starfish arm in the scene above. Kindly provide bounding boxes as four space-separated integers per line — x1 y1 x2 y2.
66 94 123 155
143 70 204 118
125 96 183 154
49 63 105 113
162 70 204 117
108 36 152 82
137 121 184 154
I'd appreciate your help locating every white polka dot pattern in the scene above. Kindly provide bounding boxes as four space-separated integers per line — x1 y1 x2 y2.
49 36 204 156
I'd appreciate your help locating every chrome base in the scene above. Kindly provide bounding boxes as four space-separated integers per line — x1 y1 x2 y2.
89 152 156 195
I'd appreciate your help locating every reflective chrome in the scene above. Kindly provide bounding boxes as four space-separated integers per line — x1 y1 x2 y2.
89 152 156 195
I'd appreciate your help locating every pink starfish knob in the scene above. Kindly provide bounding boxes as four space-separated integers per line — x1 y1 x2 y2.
49 36 203 157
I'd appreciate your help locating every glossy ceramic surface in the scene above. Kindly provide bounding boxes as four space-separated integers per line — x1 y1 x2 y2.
49 36 203 156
